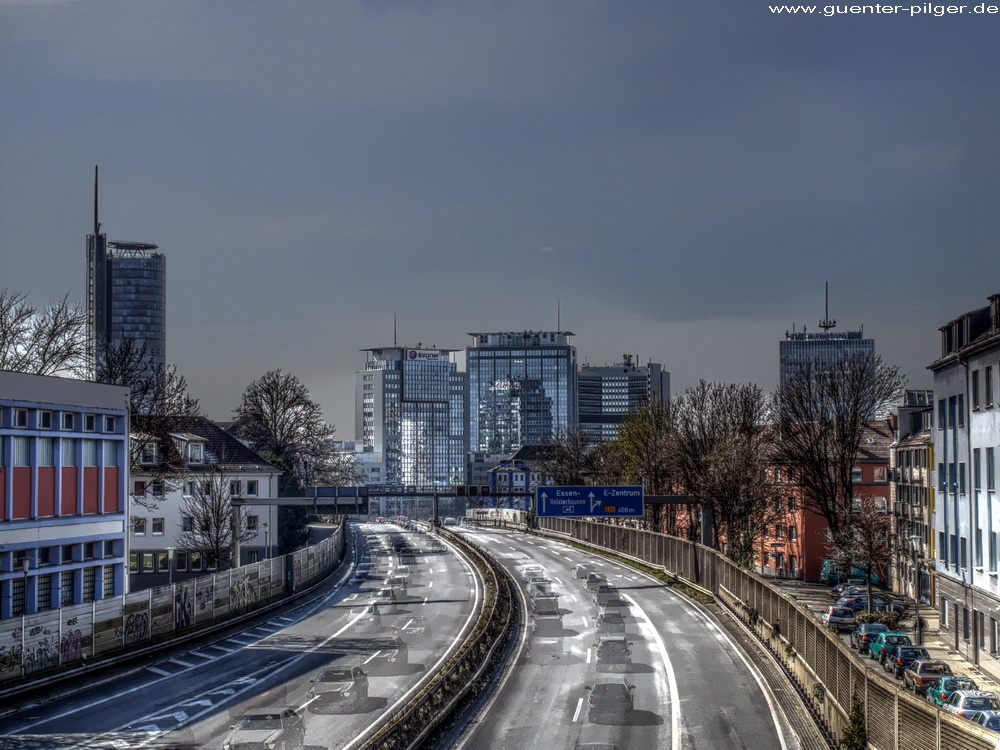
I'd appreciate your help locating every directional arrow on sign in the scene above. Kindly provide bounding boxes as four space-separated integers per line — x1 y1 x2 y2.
540 492 548 515
589 492 599 513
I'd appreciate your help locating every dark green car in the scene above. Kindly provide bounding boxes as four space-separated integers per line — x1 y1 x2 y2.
868 632 912 663
927 676 980 707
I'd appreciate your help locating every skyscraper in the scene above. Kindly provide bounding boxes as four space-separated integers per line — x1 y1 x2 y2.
467 330 578 454
779 286 873 385
579 355 669 443
86 167 166 374
355 346 466 487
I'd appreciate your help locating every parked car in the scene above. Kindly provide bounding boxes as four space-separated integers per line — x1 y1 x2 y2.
941 690 1000 719
927 676 981 707
821 606 857 630
830 579 868 599
901 660 953 694
836 595 905 616
970 710 1000 732
595 609 627 635
307 666 369 711
850 623 889 655
868 633 912 664
586 676 635 723
884 645 930 679
594 636 633 672
222 708 305 750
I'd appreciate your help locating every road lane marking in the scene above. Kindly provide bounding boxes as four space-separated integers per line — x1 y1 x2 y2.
169 658 195 668
572 697 584 723
428 581 434 588
627 594 682 747
147 666 172 676
586 647 592 664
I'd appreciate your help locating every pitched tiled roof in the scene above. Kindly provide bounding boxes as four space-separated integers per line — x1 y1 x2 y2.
155 415 278 472
856 420 893 461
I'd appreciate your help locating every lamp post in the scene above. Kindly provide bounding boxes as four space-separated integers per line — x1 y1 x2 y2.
263 522 270 560
909 534 922 646
166 546 176 586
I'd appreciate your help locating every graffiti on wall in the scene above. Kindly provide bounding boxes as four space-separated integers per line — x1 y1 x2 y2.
122 612 149 645
174 587 193 630
229 576 259 611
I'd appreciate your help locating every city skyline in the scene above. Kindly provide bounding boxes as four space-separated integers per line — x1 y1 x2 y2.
3 1 996 435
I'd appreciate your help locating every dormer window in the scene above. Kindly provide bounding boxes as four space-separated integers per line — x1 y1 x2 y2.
189 442 204 462
140 442 158 463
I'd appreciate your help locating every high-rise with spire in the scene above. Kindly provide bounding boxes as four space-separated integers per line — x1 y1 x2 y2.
86 166 166 374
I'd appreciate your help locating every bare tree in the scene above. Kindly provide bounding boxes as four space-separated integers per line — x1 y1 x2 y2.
614 398 675 532
96 338 202 510
530 427 596 487
826 497 898 611
177 467 259 570
232 370 339 492
0 289 89 377
774 354 905 536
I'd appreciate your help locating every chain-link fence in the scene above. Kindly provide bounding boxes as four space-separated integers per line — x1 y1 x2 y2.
0 525 344 690
540 517 999 750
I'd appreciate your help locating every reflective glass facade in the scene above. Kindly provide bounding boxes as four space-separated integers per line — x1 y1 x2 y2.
356 348 466 486
467 331 578 454
779 330 874 385
579 359 669 443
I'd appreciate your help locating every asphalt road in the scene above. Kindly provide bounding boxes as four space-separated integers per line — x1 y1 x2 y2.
0 523 479 750
453 526 801 750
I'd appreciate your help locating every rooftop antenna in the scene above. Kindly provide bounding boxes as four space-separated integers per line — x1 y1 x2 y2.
818 281 836 331
557 299 561 331
94 165 100 236
393 312 398 346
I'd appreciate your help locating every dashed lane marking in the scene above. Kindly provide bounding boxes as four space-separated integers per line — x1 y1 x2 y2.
147 666 172 677
572 697 584 723
168 658 195 668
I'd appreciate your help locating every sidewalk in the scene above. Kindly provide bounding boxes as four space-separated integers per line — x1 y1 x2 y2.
770 579 1000 696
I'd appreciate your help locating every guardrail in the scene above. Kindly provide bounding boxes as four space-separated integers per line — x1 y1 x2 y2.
0 525 344 693
538 517 1000 750
357 525 520 750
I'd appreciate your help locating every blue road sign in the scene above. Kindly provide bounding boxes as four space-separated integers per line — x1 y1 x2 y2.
535 486 644 517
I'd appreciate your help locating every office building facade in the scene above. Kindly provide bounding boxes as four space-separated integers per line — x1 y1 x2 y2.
779 330 875 385
1 371 130 619
86 168 166 373
579 356 669 443
929 294 1000 669
467 331 578 455
356 347 466 488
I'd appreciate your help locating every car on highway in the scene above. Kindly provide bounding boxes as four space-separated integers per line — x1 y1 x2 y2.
584 572 609 592
574 563 594 579
868 632 911 664
586 676 635 723
371 587 399 613
594 636 633 672
385 575 408 596
971 710 1000 732
850 623 889 655
884 645 930 679
821 606 856 630
927 676 981 707
532 594 561 614
222 708 305 750
595 608 627 635
901 659 953 695
307 666 369 711
520 564 546 581
593 584 621 607
396 564 413 582
941 690 1000 719
527 577 553 596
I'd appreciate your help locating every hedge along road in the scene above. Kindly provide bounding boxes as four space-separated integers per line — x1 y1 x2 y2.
453 525 799 750
0 522 481 750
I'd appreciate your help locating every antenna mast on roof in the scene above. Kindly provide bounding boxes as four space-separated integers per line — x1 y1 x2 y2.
818 281 836 331
393 312 398 347
557 299 561 331
94 165 100 236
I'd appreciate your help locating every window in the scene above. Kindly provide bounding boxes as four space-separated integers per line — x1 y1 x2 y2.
939 399 947 429
960 462 967 495
140 442 157 463
156 551 168 572
851 467 863 483
150 482 163 497
129 553 139 572
132 517 147 535
975 449 982 489
62 438 77 466
873 466 887 482
246 480 259 497
789 526 798 540
987 366 994 406
39 411 52 429
104 441 118 467
84 414 96 432
142 553 154 573
62 412 74 430
973 370 981 409
38 438 55 467
958 394 965 427
874 497 887 512
989 448 996 491
190 552 203 571
134 481 147 497
38 547 51 566
176 552 189 571
939 531 947 563
152 518 164 535
788 496 797 512
776 525 784 539
182 517 193 532
62 544 76 563
104 416 115 432
852 497 862 511
13 436 30 466
13 408 28 427
83 439 99 467
939 462 946 492
183 481 194 496
247 515 259 531
230 480 243 496
189 442 204 462
961 536 969 568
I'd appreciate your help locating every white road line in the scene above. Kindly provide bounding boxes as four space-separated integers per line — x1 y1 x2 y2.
169 658 195 668
572 697 584 723
147 666 172 676
627 594 682 747
583 617 590 629
554 576 564 585
561 555 573 561
428 581 434 588
586 647 592 664
189 650 213 659
229 637 254 646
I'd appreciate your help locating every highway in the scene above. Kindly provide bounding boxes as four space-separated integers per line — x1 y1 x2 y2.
453 525 800 750
0 523 479 750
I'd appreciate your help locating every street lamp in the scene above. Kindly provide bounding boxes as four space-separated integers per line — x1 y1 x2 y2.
908 534 923 646
263 522 270 559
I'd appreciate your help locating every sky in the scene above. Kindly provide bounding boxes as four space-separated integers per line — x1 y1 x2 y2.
1 0 997 435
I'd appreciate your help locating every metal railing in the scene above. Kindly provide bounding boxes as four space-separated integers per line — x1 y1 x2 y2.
539 517 1000 750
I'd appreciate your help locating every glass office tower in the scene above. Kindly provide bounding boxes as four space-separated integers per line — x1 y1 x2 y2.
467 331 578 454
356 347 466 487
